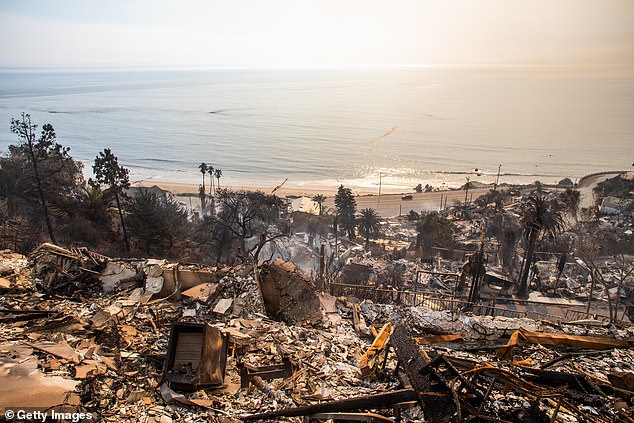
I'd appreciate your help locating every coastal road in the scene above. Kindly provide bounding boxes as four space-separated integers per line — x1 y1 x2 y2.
158 171 628 220
175 187 492 219
322 187 492 218
576 172 623 210
172 185 493 218
161 180 492 219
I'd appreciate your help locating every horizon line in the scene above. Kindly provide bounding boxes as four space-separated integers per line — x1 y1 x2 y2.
1 62 633 72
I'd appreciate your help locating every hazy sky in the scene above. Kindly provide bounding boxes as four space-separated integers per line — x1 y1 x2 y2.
1 0 633 67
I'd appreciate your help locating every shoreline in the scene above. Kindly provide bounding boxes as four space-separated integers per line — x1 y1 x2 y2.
134 169 625 197
133 180 365 198
133 179 484 199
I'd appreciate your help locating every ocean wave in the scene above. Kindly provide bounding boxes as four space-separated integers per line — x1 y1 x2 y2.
435 170 549 177
143 158 184 164
349 165 550 179
44 107 130 114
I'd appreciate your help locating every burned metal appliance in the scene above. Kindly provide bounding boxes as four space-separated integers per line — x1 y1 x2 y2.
163 322 229 390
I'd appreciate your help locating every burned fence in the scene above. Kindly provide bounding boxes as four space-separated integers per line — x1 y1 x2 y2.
329 282 561 322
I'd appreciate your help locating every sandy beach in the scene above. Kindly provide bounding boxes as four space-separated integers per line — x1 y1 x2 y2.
135 180 492 217
133 180 361 198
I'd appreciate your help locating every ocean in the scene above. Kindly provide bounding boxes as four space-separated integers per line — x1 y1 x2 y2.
0 66 632 193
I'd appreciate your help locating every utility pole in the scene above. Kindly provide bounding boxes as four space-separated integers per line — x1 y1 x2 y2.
378 172 382 205
494 164 502 191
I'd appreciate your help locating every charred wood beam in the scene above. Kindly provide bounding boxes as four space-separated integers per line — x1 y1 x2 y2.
391 324 456 423
309 412 394 422
241 389 418 421
0 313 54 323
0 308 56 315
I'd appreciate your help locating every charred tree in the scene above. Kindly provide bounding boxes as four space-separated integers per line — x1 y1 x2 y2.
93 149 131 252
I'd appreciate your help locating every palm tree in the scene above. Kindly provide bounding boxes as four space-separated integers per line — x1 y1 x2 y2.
198 163 208 215
207 165 215 196
517 194 564 297
198 163 208 194
81 185 110 223
311 194 327 215
357 208 381 250
214 168 222 191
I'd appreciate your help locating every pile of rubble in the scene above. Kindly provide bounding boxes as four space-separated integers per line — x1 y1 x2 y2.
0 245 633 422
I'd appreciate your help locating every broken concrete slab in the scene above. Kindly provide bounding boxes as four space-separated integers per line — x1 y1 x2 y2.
405 306 544 341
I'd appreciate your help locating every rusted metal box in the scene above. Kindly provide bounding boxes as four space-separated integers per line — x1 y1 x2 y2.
163 322 229 390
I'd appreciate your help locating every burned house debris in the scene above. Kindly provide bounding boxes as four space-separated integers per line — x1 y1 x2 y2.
0 238 632 423
0 173 632 422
